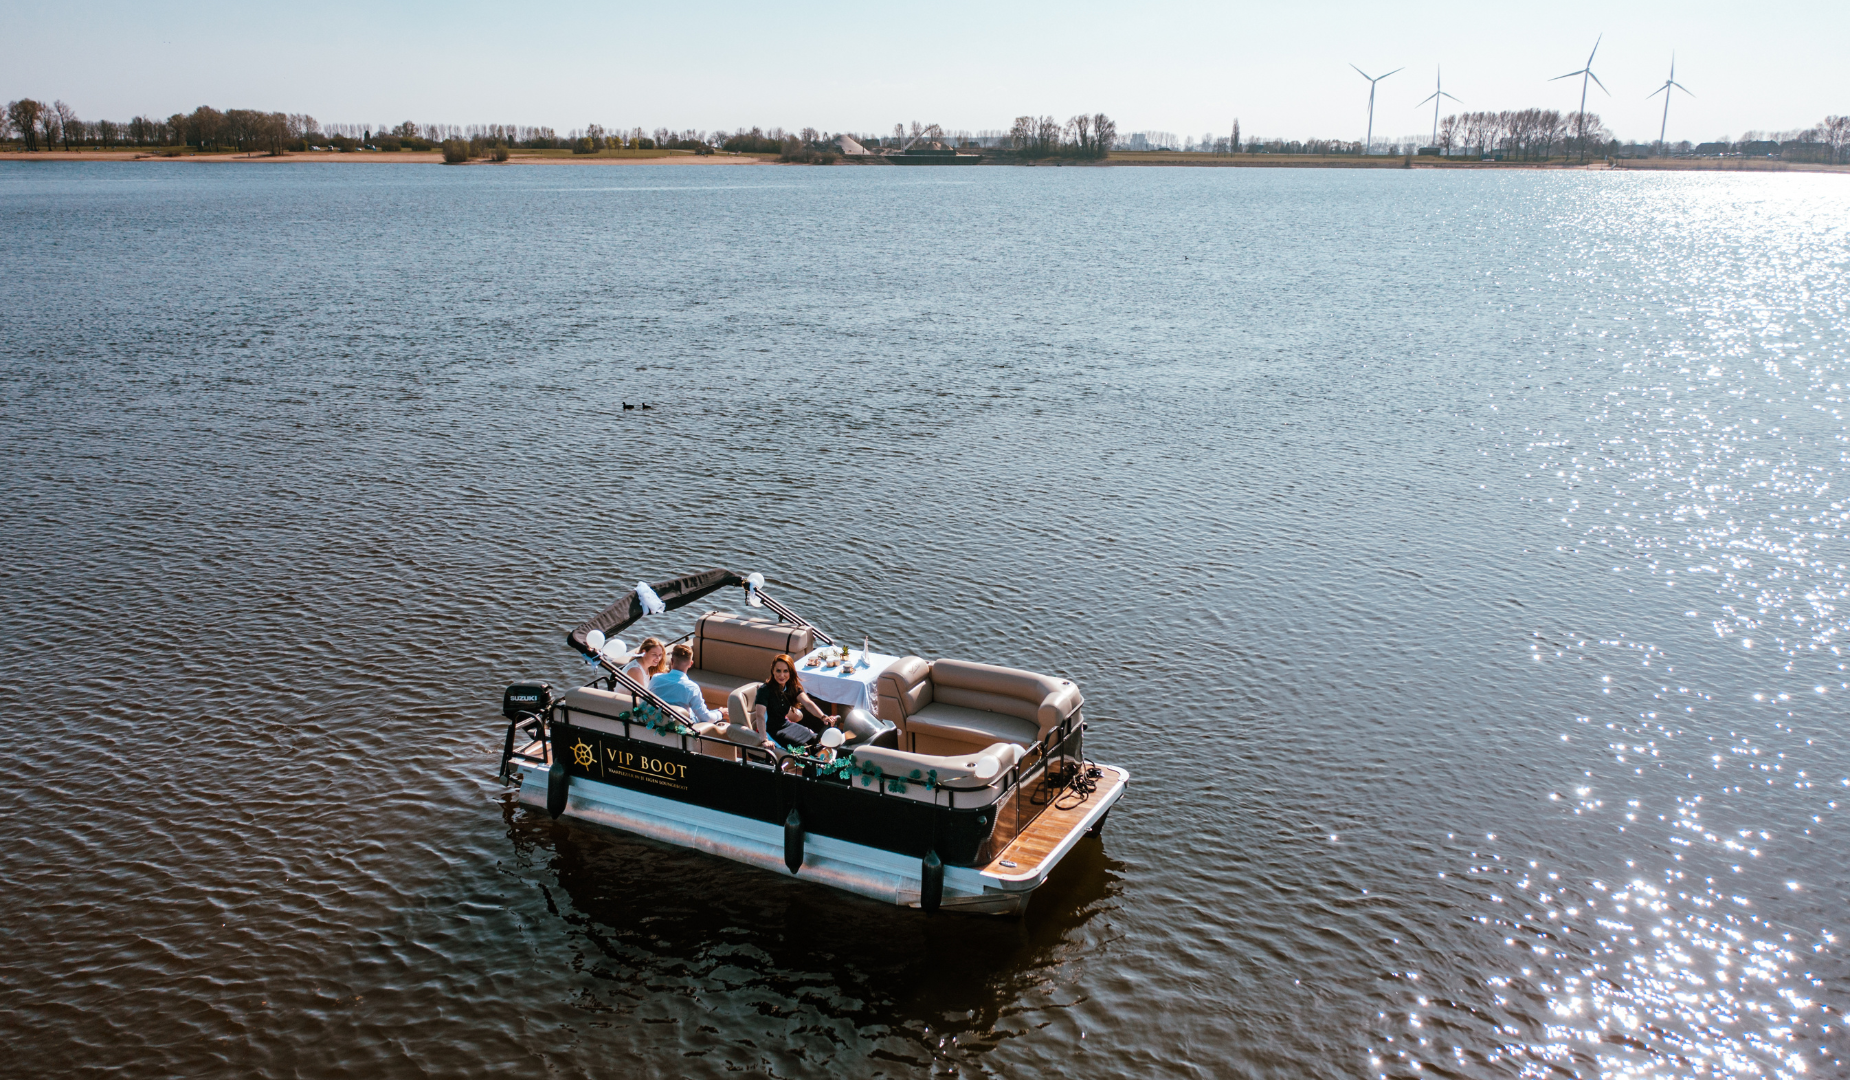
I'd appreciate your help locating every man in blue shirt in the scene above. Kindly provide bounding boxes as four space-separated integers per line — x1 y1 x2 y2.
650 643 726 725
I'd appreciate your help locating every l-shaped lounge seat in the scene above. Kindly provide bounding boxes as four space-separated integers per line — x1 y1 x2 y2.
839 742 1025 807
875 657 1083 758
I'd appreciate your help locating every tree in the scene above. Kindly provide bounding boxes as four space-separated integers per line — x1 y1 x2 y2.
1008 116 1032 152
1093 113 1116 155
1034 115 1061 155
7 99 42 150
1067 113 1092 153
1231 118 1240 153
261 112 290 155
1824 115 1850 164
1438 113 1460 155
38 106 61 153
187 106 225 150
52 101 79 150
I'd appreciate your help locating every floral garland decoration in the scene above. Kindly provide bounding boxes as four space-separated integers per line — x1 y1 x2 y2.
617 699 688 735
815 754 936 793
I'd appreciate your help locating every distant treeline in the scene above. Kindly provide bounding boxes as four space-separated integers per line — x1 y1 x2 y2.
0 99 1119 164
1656 118 1848 162
1429 110 1848 162
1430 109 1609 160
0 101 726 155
3 100 315 153
8 97 1842 164
1005 114 1116 159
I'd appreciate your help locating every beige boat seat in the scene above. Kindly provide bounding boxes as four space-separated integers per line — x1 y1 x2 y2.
559 685 685 747
687 612 815 706
876 657 1083 758
557 686 770 761
690 720 772 761
727 680 763 732
842 742 1024 806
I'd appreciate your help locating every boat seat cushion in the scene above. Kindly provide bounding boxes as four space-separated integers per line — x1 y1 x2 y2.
559 685 636 721
846 742 1024 804
560 686 693 745
905 702 1040 753
875 655 931 726
686 668 756 707
693 612 815 682
929 658 1083 735
690 720 770 761
727 681 757 730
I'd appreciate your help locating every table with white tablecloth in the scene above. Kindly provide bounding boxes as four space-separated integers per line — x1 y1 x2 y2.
793 647 898 715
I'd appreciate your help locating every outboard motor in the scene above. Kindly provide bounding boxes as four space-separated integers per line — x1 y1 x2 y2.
503 683 553 722
498 683 554 784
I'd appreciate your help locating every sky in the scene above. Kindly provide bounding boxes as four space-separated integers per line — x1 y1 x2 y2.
9 0 1845 144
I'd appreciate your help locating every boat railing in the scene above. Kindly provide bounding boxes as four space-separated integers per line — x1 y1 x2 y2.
506 689 1084 863
789 711 1084 858
510 600 1086 858
521 682 1082 806
751 589 835 645
498 712 549 781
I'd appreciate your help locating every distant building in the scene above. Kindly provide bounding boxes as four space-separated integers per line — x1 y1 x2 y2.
1737 140 1779 157
1125 133 1150 151
1693 142 1729 157
836 135 871 156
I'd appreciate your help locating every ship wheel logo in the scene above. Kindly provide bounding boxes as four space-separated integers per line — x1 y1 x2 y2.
571 740 595 769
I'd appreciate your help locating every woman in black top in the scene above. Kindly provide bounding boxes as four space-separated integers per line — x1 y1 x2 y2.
752 653 831 744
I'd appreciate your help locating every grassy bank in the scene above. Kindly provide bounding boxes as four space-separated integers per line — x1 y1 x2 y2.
1609 158 1848 174
504 147 686 160
1105 151 1411 168
1102 151 1847 172
1103 151 1600 168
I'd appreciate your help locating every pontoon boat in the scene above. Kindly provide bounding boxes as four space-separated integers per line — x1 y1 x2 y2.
496 569 1127 915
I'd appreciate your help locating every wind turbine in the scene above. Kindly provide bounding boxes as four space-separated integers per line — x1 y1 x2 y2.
1551 35 1609 160
1416 67 1461 148
1647 54 1693 155
1351 64 1403 154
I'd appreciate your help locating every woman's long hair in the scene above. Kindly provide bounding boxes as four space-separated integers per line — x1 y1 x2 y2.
636 636 670 676
767 653 803 697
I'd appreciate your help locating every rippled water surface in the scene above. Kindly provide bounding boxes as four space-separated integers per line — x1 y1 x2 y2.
2 161 1847 1078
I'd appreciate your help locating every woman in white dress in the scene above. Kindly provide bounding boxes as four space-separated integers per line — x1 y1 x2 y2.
623 636 668 689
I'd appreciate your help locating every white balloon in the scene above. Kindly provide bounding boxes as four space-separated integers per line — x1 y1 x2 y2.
972 756 1000 780
585 629 606 653
601 636 628 659
820 727 845 748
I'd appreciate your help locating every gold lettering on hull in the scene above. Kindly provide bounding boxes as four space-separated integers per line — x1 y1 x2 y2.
564 729 691 791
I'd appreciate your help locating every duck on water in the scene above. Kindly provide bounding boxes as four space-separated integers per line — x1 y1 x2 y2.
497 568 1128 915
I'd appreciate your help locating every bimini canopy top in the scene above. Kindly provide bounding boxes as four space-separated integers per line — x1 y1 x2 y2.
567 568 746 657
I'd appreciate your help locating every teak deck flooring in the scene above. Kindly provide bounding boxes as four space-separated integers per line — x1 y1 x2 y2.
984 769 1123 877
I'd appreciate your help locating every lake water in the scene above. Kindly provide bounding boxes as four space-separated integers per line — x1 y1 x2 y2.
2 160 1846 1079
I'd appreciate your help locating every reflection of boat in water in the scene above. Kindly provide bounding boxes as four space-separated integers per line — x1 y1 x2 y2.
497 568 1126 915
